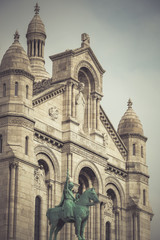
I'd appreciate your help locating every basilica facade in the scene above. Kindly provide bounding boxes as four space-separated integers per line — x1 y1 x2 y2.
0 4 153 240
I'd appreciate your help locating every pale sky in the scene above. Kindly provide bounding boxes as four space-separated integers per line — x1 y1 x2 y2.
0 0 160 239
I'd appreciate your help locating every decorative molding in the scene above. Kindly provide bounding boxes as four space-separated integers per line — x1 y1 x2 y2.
120 133 147 142
62 142 108 167
33 78 52 95
0 69 34 81
100 106 127 158
34 129 63 149
33 85 66 107
105 163 127 179
0 115 35 130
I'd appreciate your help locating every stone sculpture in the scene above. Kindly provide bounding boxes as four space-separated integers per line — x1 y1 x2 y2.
76 82 85 132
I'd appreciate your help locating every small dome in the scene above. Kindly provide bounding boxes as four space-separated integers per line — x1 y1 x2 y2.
117 99 144 136
0 31 31 73
26 3 46 37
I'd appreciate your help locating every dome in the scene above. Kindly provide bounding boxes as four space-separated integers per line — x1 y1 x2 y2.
117 99 144 136
0 31 31 73
26 3 46 37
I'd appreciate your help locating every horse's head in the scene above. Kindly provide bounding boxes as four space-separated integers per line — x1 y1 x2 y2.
88 188 99 204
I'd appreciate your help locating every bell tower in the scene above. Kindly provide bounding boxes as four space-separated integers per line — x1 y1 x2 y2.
26 3 50 81
118 99 153 240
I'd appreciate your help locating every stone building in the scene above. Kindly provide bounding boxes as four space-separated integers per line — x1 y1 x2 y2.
0 4 153 240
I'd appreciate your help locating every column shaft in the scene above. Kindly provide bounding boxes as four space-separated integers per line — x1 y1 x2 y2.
96 98 100 130
95 204 101 239
9 163 17 239
72 84 76 118
92 96 97 130
68 82 72 117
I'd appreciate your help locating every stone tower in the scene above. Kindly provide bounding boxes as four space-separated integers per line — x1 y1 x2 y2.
0 31 36 239
118 99 153 240
26 3 50 81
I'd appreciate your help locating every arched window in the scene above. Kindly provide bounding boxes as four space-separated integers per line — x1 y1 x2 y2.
133 144 136 156
0 135 2 153
15 82 18 96
106 221 111 240
141 146 144 158
143 189 146 205
34 196 41 240
3 83 6 97
25 136 29 155
26 85 29 99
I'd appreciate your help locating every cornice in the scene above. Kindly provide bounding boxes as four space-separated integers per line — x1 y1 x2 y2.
32 85 66 107
0 69 35 81
100 106 127 158
105 163 127 179
49 46 105 75
62 141 108 167
34 128 63 149
120 133 147 142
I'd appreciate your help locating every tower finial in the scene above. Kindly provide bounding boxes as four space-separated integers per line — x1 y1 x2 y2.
127 98 133 109
81 33 90 48
14 30 20 42
34 3 40 14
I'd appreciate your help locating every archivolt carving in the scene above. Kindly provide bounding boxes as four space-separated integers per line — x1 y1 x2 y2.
74 60 99 91
34 145 60 181
74 160 104 194
105 176 125 208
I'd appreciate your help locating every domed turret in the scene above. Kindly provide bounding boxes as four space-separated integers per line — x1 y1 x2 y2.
0 31 31 74
26 4 46 37
26 3 50 81
117 99 144 136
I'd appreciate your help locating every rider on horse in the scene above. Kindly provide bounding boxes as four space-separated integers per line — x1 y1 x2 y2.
56 169 76 219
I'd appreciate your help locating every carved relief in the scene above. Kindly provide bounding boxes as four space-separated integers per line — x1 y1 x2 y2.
104 196 114 220
48 106 59 121
103 133 108 146
8 117 34 129
34 165 46 190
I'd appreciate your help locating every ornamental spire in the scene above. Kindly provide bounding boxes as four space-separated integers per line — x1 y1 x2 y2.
127 98 133 109
34 3 40 14
14 30 20 42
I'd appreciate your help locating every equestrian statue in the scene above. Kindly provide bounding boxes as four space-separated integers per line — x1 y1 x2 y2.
46 169 99 240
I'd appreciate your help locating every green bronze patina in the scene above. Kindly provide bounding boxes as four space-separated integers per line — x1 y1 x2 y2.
46 170 99 240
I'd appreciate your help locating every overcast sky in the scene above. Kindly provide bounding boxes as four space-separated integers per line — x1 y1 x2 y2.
0 0 160 239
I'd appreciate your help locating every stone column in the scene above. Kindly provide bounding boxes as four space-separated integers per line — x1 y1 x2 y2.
47 183 52 239
67 153 72 177
67 82 72 117
100 203 105 240
9 162 18 239
115 210 120 240
133 212 139 240
32 40 34 56
90 207 94 239
72 83 76 118
95 203 101 239
42 42 44 58
35 40 38 56
87 96 91 130
96 97 101 130
92 95 97 130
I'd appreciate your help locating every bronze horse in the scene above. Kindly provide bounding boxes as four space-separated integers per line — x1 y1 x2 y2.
46 188 99 240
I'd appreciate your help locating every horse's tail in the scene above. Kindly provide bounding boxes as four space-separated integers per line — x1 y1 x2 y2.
46 208 51 225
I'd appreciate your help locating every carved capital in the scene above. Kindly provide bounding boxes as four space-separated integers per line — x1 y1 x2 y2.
9 161 19 170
